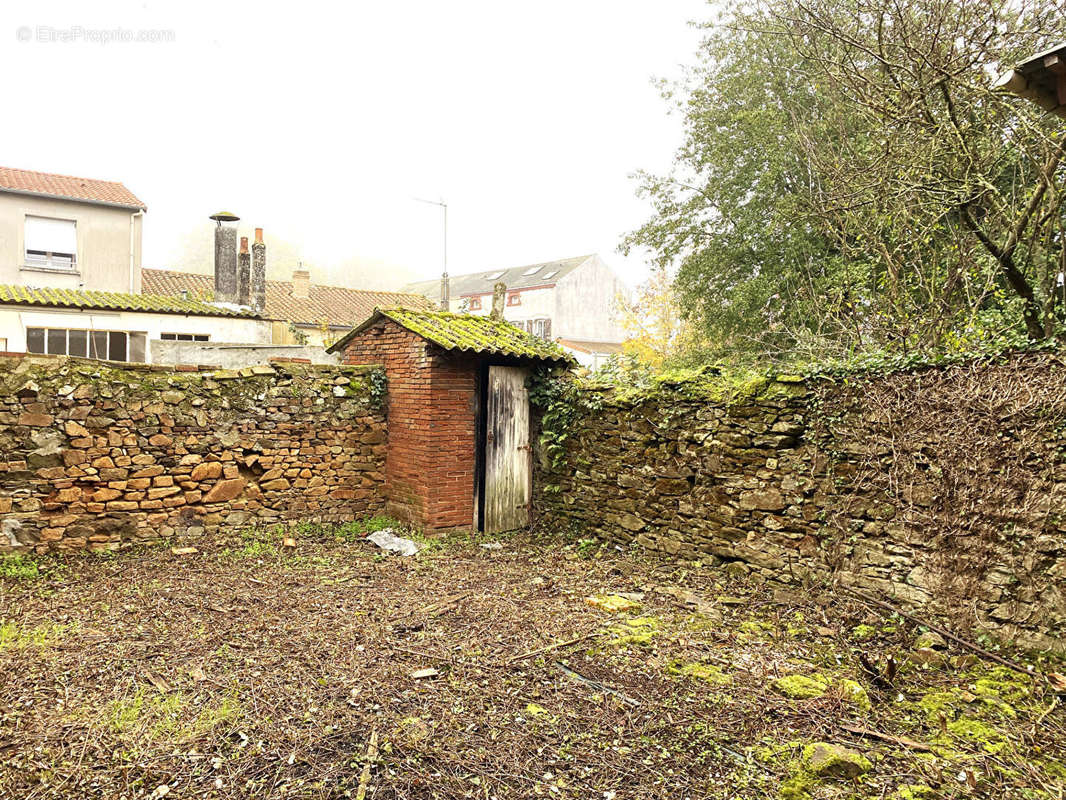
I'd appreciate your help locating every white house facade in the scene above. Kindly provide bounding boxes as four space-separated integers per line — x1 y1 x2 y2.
403 254 628 368
0 286 269 362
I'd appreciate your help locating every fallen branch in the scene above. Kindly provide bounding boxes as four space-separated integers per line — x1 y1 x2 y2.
838 722 933 752
389 644 454 663
844 587 1038 681
555 661 640 707
354 728 378 800
412 592 471 617
507 631 602 664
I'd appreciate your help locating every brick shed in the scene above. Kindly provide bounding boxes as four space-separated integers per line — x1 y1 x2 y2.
326 307 573 533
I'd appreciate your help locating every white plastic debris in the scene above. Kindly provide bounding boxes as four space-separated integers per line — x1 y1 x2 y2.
479 541 503 550
367 528 421 556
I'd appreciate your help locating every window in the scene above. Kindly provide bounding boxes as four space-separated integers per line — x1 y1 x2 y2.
0 338 7 352
531 318 551 340
541 270 558 280
522 266 541 276
25 216 77 271
160 333 210 341
26 327 146 362
507 293 521 306
468 297 482 310
484 271 505 280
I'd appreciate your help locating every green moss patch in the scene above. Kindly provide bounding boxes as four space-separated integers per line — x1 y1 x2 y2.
772 674 830 699
668 661 732 686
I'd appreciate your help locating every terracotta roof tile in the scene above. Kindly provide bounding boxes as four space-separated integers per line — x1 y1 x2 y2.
0 166 145 209
142 269 434 328
0 284 258 318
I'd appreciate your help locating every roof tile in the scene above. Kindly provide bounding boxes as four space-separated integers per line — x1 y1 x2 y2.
143 269 434 328
402 255 592 301
329 307 576 363
0 166 145 209
0 284 257 318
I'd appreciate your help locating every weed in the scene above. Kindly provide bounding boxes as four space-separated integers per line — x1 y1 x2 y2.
0 553 40 580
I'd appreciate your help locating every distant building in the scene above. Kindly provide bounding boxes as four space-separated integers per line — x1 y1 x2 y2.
0 166 146 293
403 254 627 368
144 267 434 347
0 168 275 360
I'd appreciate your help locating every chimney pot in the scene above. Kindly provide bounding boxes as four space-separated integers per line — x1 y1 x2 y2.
212 215 239 305
237 237 252 306
250 228 267 312
292 268 310 299
491 282 506 319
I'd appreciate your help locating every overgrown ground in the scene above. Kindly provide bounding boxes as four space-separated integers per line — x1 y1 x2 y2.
1 523 1063 799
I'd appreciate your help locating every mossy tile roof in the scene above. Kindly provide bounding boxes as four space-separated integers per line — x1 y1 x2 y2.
0 284 262 318
328 307 576 363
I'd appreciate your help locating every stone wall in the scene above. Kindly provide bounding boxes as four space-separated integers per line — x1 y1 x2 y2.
0 353 387 552
534 352 1066 650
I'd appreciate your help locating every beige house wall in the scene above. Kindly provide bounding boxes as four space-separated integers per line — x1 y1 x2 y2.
0 193 143 293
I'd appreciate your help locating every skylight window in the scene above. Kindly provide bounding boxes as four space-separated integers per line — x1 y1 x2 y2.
522 266 541 276
542 270 558 280
485 271 505 280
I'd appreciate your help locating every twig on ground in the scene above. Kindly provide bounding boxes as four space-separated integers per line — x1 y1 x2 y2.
838 723 933 752
354 728 378 800
554 661 640 707
507 631 602 663
845 587 1039 680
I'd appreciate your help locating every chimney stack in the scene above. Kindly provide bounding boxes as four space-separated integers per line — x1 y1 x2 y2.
210 211 240 305
237 236 251 306
251 227 266 312
292 265 310 299
491 282 506 319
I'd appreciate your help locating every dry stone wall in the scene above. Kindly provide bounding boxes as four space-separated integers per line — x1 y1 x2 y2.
0 354 386 552
534 352 1066 650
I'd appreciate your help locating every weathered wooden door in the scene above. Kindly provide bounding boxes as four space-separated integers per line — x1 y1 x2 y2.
484 366 531 534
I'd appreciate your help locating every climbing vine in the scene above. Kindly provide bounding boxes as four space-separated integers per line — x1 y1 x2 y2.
527 367 604 471
367 368 387 409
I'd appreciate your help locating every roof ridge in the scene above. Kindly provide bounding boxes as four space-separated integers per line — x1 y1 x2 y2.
145 267 427 297
0 283 260 319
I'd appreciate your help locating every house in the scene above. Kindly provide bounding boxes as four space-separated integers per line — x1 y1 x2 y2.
402 254 628 369
0 284 269 360
997 44 1066 118
0 166 146 293
144 266 434 347
0 170 276 360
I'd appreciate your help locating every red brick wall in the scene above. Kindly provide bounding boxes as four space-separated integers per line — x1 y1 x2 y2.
340 319 479 530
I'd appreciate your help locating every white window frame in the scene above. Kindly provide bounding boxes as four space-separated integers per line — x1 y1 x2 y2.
24 215 78 272
25 327 147 362
160 333 210 342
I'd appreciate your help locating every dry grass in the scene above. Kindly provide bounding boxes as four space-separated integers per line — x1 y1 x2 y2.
0 524 1063 799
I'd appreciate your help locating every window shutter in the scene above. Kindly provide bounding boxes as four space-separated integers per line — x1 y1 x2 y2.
543 318 552 340
25 217 76 255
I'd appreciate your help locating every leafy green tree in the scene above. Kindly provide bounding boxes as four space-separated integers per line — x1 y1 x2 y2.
626 0 1066 363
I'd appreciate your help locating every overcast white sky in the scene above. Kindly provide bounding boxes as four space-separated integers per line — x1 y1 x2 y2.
2 0 707 291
